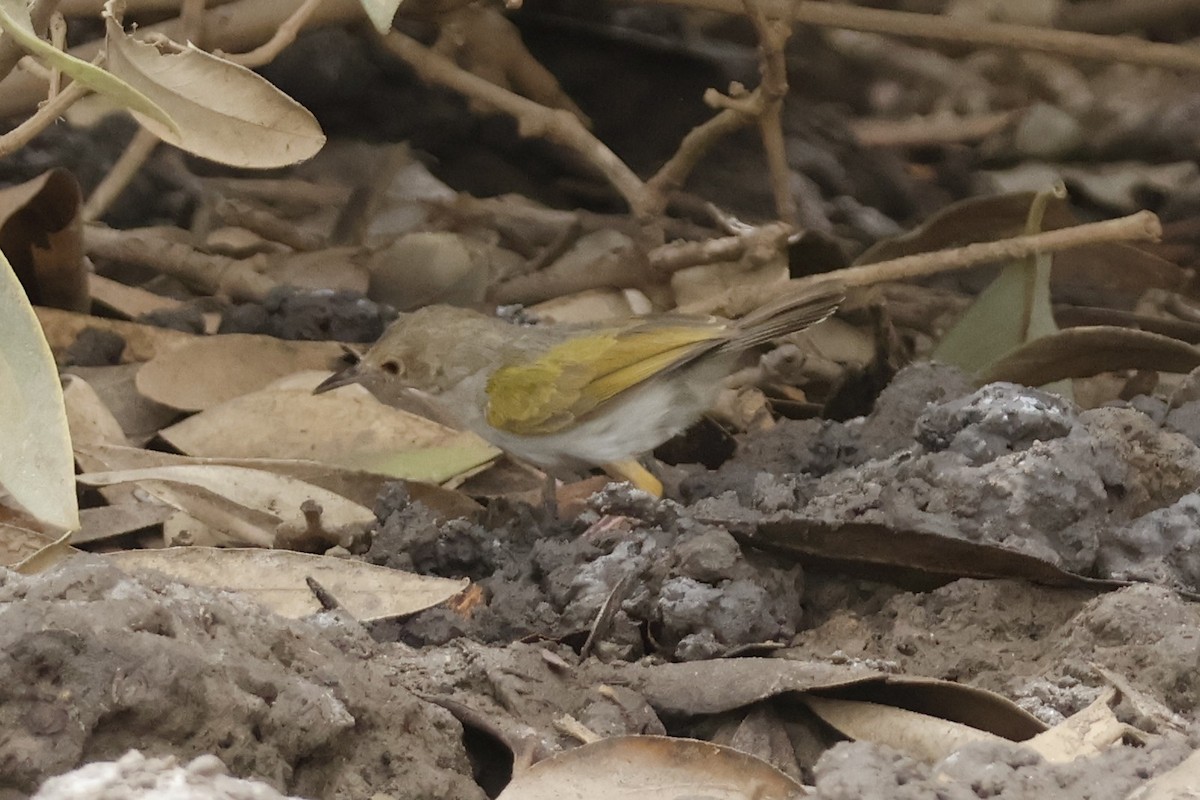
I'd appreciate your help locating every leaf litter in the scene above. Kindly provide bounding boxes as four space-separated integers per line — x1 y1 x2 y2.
5 2 1200 798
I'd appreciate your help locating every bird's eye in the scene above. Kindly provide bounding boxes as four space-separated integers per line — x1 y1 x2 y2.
381 360 401 376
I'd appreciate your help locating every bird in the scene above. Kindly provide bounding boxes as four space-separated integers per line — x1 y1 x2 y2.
314 281 843 496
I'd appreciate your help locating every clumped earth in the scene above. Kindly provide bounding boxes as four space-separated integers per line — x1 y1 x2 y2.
7 363 1200 797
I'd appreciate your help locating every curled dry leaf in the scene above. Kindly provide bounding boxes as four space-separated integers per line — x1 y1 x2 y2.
977 326 1200 387
103 16 325 168
0 169 87 312
106 546 470 622
495 736 807 800
135 335 346 411
76 464 376 549
0 248 79 531
625 660 1045 743
742 516 1125 592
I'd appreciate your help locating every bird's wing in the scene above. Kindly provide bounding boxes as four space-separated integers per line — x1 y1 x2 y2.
485 325 726 435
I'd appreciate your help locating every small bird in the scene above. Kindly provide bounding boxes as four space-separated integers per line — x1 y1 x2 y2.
314 282 843 495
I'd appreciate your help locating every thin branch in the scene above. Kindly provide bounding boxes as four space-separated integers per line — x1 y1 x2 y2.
0 80 89 157
682 210 1164 316
849 110 1017 148
647 0 1200 72
82 127 160 222
743 0 795 225
220 0 325 68
375 28 654 219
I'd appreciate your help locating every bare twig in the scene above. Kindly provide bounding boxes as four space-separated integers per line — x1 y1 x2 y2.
220 0 325 67
0 80 89 157
683 210 1164 316
375 28 653 219
849 110 1018 148
743 0 795 225
213 197 327 251
84 223 277 301
647 0 1200 72
83 127 160 221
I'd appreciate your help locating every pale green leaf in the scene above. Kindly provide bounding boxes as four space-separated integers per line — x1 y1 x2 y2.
0 247 79 531
347 442 500 485
0 0 176 133
933 186 1071 396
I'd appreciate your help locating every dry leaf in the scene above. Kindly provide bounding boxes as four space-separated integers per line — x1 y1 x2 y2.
74 504 175 545
977 327 1200 387
803 695 1006 763
0 169 87 311
11 530 78 574
88 273 182 319
159 383 500 483
36 306 196 363
495 736 807 800
135 335 345 411
75 442 483 521
77 464 375 549
1024 687 1127 762
104 17 324 168
106 546 469 621
62 373 130 448
0 522 62 566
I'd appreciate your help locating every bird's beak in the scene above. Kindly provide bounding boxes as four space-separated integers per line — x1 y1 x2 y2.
313 366 360 395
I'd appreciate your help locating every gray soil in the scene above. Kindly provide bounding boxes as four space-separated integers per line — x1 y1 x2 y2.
6 363 1200 798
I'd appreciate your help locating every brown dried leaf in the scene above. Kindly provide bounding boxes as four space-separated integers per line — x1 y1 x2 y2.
0 169 87 311
106 546 469 621
36 307 196 363
135 335 345 411
104 18 325 168
77 464 375 548
803 696 1006 762
978 327 1200 387
159 382 499 484
495 736 807 800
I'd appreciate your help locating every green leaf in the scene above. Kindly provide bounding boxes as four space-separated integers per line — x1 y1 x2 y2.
0 246 79 531
0 0 177 134
933 186 1071 396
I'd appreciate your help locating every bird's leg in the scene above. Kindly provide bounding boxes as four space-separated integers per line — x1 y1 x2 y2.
603 459 663 497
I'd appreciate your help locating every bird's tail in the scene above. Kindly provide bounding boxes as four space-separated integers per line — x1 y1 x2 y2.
724 280 845 351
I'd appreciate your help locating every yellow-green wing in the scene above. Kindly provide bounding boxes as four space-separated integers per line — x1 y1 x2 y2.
485 325 724 435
